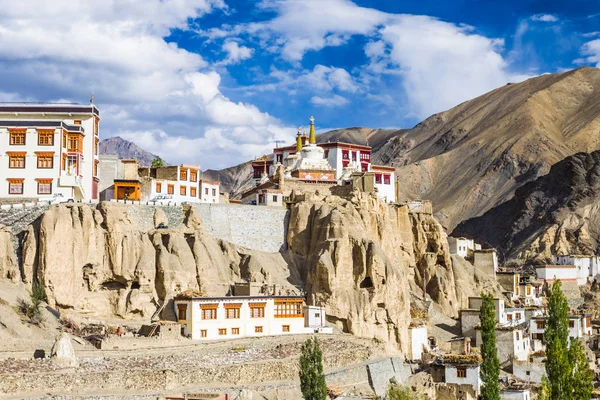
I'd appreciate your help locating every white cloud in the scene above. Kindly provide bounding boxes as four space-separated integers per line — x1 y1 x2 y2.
303 65 359 93
580 39 600 67
531 14 559 22
0 0 298 169
310 95 349 107
221 40 254 64
583 31 600 38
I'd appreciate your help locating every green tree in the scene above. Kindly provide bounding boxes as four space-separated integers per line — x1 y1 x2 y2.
299 336 327 400
151 157 164 167
480 292 500 400
569 338 593 400
545 280 572 398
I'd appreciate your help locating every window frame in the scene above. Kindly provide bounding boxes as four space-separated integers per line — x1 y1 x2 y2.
37 180 52 195
156 182 162 193
180 185 187 196
218 328 227 336
456 366 467 378
8 180 24 195
37 131 54 146
190 187 197 197
167 184 174 195
9 130 26 145
255 326 263 333
37 154 54 169
8 153 26 169
232 327 240 335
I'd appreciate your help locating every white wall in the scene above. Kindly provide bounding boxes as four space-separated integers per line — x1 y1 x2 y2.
199 181 220 203
373 169 396 203
305 306 326 328
444 364 481 394
501 389 530 400
535 266 578 283
448 237 475 258
176 297 306 341
409 326 429 360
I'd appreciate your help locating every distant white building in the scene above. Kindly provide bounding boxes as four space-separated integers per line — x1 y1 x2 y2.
500 388 531 400
241 186 284 207
174 294 329 341
443 356 482 396
199 179 220 203
555 255 600 282
408 324 429 360
535 265 580 285
448 237 480 258
529 314 592 343
0 102 100 201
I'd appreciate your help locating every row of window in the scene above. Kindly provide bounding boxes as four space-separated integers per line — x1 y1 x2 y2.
7 179 52 195
8 154 54 169
182 302 303 321
155 182 217 197
8 131 87 153
374 173 392 185
199 325 291 338
179 170 198 182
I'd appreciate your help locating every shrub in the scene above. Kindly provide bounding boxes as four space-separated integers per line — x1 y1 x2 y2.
387 385 425 400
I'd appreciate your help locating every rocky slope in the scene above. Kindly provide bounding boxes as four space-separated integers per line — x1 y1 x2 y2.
453 150 600 262
4 194 502 352
99 136 163 166
378 66 600 230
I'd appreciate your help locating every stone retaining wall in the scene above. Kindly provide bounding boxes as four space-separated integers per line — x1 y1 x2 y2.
193 203 289 253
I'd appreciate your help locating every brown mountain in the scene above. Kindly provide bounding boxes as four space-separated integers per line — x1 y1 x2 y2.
99 136 162 166
375 66 600 230
453 150 600 262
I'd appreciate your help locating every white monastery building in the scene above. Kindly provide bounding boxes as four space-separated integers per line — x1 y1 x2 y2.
448 237 481 258
174 294 330 340
0 102 100 200
535 265 580 284
554 254 600 283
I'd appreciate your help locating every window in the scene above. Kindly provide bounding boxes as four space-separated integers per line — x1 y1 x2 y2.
156 182 162 193
255 326 263 333
8 153 25 168
62 132 67 148
180 169 187 181
232 327 240 335
225 306 240 319
189 171 197 182
273 195 278 203
177 306 187 321
67 134 82 152
94 160 98 176
37 154 54 169
168 184 174 194
516 313 521 319
201 330 207 338
352 151 357 161
569 320 575 328
38 131 54 146
201 306 217 320
536 321 545 329
342 149 349 159
282 325 290 332
526 371 531 376
8 179 23 194
507 314 513 321
62 154 67 171
205 188 209 195
180 186 187 196
375 173 382 184
190 187 197 197
219 328 227 336
94 118 99 135
37 180 52 195
456 367 467 378
527 286 531 295
274 300 303 318
94 138 99 155
315 313 320 318
74 120 82 125
383 174 391 185
516 331 520 340
212 188 216 196
250 304 265 318
9 130 26 145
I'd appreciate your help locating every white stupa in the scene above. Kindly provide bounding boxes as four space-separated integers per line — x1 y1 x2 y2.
294 116 333 172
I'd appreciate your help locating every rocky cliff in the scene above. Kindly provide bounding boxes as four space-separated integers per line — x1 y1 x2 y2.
453 150 600 262
10 195 502 351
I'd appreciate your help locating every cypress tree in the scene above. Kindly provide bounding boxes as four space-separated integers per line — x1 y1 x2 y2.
299 336 327 400
569 338 593 400
545 280 571 398
480 292 500 400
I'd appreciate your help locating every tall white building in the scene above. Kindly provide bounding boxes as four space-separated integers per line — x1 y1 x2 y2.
0 103 100 200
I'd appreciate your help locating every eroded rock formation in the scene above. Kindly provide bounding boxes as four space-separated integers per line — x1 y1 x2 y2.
10 194 503 352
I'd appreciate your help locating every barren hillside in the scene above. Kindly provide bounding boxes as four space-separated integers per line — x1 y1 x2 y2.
378 66 600 229
453 150 600 262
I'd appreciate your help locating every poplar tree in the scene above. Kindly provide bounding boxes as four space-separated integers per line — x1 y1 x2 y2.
545 280 571 398
480 293 500 400
569 338 593 400
299 336 327 400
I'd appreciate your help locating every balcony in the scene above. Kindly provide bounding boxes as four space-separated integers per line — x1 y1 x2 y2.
59 174 82 187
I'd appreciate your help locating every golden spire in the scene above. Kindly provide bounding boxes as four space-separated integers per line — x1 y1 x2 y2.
296 127 303 152
309 116 316 144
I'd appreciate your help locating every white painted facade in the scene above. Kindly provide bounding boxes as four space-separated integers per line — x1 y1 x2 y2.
0 103 100 201
199 180 220 203
144 166 202 203
500 389 531 400
535 265 578 284
555 255 600 282
175 296 317 341
475 327 530 364
241 187 284 207
408 325 429 360
444 363 481 395
529 315 591 343
468 297 507 324
448 237 477 258
371 165 396 203
504 308 526 326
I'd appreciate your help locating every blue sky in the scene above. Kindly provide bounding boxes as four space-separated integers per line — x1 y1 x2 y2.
1 0 599 169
